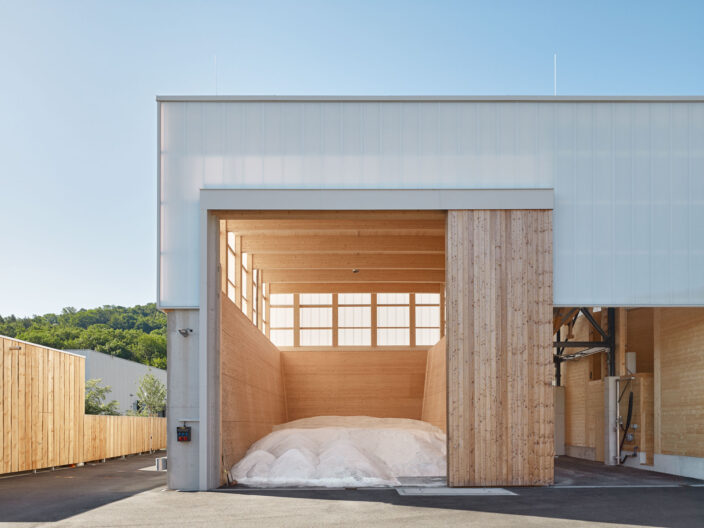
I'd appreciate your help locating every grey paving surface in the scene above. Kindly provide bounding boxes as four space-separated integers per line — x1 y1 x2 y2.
554 456 704 487
0 451 166 524
1 454 703 527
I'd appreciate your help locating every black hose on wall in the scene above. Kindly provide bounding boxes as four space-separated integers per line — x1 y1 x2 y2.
619 391 634 463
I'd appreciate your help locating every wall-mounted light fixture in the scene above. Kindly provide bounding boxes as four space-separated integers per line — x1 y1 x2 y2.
178 328 193 337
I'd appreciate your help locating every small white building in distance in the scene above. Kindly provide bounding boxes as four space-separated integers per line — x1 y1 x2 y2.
69 349 167 415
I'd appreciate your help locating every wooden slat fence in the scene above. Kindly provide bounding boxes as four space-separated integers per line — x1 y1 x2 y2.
83 415 167 462
1 335 166 475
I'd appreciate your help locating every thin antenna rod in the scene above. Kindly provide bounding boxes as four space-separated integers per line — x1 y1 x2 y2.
553 53 557 96
214 55 218 95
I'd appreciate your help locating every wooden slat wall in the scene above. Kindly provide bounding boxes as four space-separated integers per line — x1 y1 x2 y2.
627 309 654 373
0 336 167 475
1 337 84 474
446 210 553 487
421 337 447 432
220 297 287 470
655 308 704 458
83 416 167 462
281 348 427 421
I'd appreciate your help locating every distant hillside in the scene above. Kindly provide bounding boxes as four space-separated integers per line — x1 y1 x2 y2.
0 303 166 369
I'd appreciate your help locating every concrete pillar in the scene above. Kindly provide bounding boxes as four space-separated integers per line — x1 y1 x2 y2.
554 386 565 456
166 309 200 490
604 376 619 465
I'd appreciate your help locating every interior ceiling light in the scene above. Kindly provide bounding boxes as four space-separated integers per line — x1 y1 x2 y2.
352 268 360 274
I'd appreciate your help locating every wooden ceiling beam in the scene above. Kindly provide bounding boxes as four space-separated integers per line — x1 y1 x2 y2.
251 253 445 270
269 282 444 294
226 218 445 234
216 210 446 221
265 269 445 283
241 235 444 254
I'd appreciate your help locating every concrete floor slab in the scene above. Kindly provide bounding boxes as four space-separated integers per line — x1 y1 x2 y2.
1 453 704 527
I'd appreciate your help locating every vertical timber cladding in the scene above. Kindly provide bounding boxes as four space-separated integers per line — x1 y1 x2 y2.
446 210 553 486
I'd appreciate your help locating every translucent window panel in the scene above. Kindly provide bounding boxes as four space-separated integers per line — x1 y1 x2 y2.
416 328 441 346
262 282 267 296
270 294 294 305
270 329 293 347
377 306 409 327
242 252 249 268
415 293 440 305
227 249 235 283
416 306 440 327
262 299 267 319
299 294 332 305
377 293 410 305
300 329 333 346
338 328 371 346
338 293 371 305
241 269 248 293
300 307 332 328
270 307 293 327
338 306 371 327
227 282 235 301
241 299 248 316
377 328 410 346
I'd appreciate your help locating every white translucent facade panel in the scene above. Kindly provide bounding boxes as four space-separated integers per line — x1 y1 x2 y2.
338 306 371 327
270 329 293 347
270 294 293 305
159 100 704 307
378 328 410 346
270 307 293 327
416 306 440 327
300 329 332 346
299 294 332 305
416 328 441 346
300 307 332 328
377 306 409 327
338 293 371 304
338 328 371 346
415 293 440 304
377 293 410 304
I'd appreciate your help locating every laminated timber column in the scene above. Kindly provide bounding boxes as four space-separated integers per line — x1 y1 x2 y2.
446 210 553 486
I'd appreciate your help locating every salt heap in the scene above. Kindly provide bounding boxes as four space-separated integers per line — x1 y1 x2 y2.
229 416 446 488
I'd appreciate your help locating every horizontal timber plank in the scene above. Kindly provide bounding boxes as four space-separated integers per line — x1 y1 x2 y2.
269 282 445 294
264 269 445 284
241 235 444 254
252 253 445 270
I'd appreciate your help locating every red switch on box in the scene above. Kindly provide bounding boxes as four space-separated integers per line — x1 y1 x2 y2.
177 426 191 442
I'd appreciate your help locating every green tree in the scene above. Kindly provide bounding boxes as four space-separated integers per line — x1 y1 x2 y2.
85 378 120 415
0 303 167 368
133 372 167 417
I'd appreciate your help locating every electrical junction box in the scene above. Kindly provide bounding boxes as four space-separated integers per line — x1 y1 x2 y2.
177 426 191 442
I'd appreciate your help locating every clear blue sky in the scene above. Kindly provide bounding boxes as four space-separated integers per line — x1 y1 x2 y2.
1 0 702 317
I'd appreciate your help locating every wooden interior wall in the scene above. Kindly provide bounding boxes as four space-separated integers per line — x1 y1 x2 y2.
655 308 704 458
561 315 605 461
220 298 287 470
421 338 446 432
446 210 553 487
281 348 427 421
627 308 654 373
281 348 427 420
1 337 84 474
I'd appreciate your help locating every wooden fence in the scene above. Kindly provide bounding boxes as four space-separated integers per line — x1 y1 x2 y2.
1 336 166 475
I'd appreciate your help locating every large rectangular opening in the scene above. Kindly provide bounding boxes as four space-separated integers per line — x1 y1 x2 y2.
216 211 448 488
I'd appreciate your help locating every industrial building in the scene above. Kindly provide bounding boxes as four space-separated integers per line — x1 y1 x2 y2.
157 96 704 491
